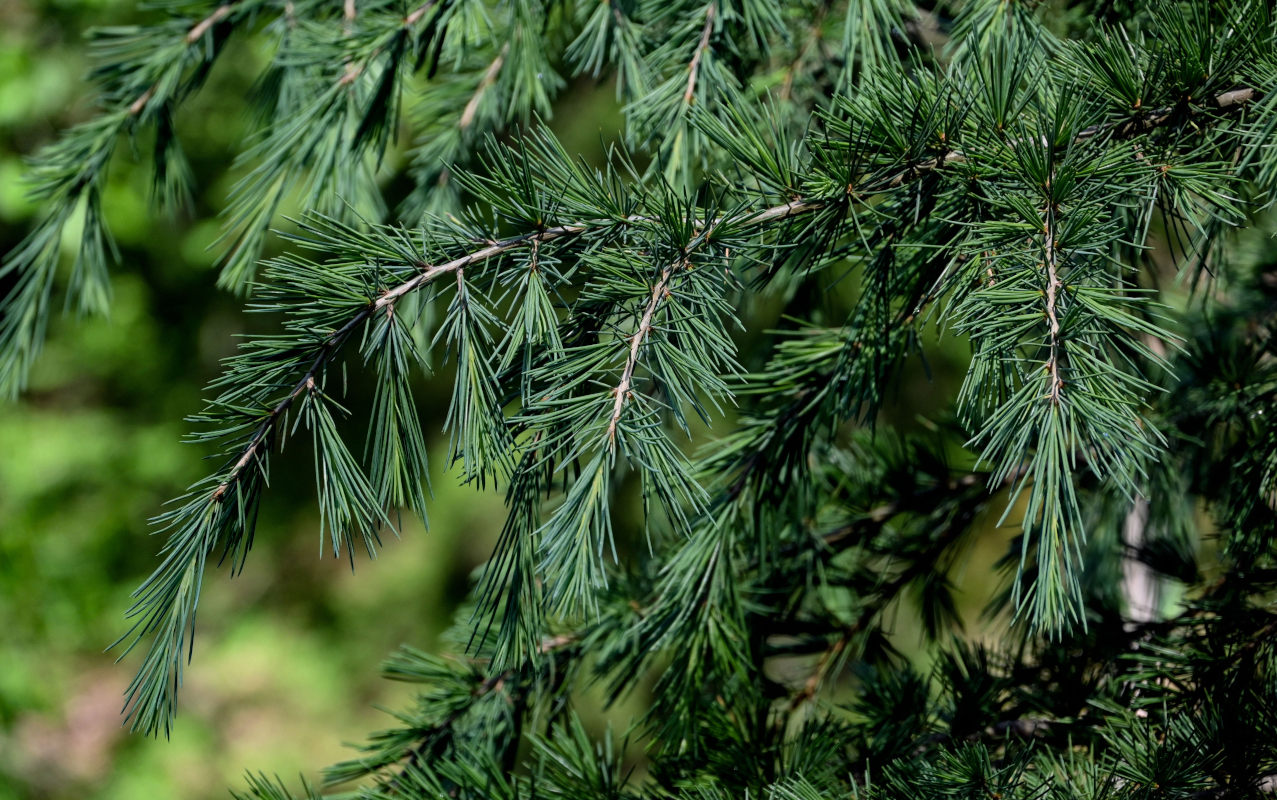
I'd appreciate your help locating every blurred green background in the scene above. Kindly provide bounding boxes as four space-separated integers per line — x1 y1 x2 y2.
0 2 519 797
0 3 1015 798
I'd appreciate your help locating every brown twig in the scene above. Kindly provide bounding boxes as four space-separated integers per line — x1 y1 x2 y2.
185 3 233 44
606 262 678 449
404 0 435 27
780 466 1024 566
787 628 852 711
1043 204 1064 404
128 86 158 117
603 190 773 450
783 542 945 713
874 86 1259 189
684 2 717 105
338 0 438 88
459 43 510 130
128 3 237 117
337 61 363 87
777 461 1035 717
1077 87 1258 141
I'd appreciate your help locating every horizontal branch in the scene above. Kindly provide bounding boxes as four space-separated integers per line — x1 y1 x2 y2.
874 85 1260 189
765 461 1035 688
759 461 1021 576
782 513 970 713
210 224 591 502
1077 86 1258 141
209 196 823 501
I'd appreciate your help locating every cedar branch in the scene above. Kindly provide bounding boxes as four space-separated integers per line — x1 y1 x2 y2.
404 0 435 27
876 86 1259 188
390 634 577 791
459 43 510 130
1043 206 1064 404
684 2 717 104
606 262 678 450
210 223 590 502
129 3 237 117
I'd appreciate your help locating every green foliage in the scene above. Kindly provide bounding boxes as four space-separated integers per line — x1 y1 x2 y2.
4 0 1277 797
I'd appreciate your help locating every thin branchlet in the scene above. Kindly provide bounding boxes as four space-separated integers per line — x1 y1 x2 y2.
607 261 679 450
684 2 717 104
460 43 510 130
1043 205 1064 405
130 2 239 117
403 1 434 27
184 3 235 45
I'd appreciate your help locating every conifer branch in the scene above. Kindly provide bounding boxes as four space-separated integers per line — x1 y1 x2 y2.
387 634 577 792
459 43 510 131
684 2 717 104
403 1 435 27
380 198 825 319
607 261 679 450
1043 207 1064 405
211 339 347 502
380 225 588 308
812 466 1030 560
132 2 239 118
208 223 589 506
185 3 235 46
875 84 1260 191
784 514 971 710
0 0 253 398
1076 86 1259 141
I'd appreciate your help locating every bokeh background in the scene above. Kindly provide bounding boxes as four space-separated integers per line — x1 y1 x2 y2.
0 2 1065 798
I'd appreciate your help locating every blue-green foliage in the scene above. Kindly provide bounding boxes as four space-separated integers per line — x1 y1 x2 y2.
4 0 1277 797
